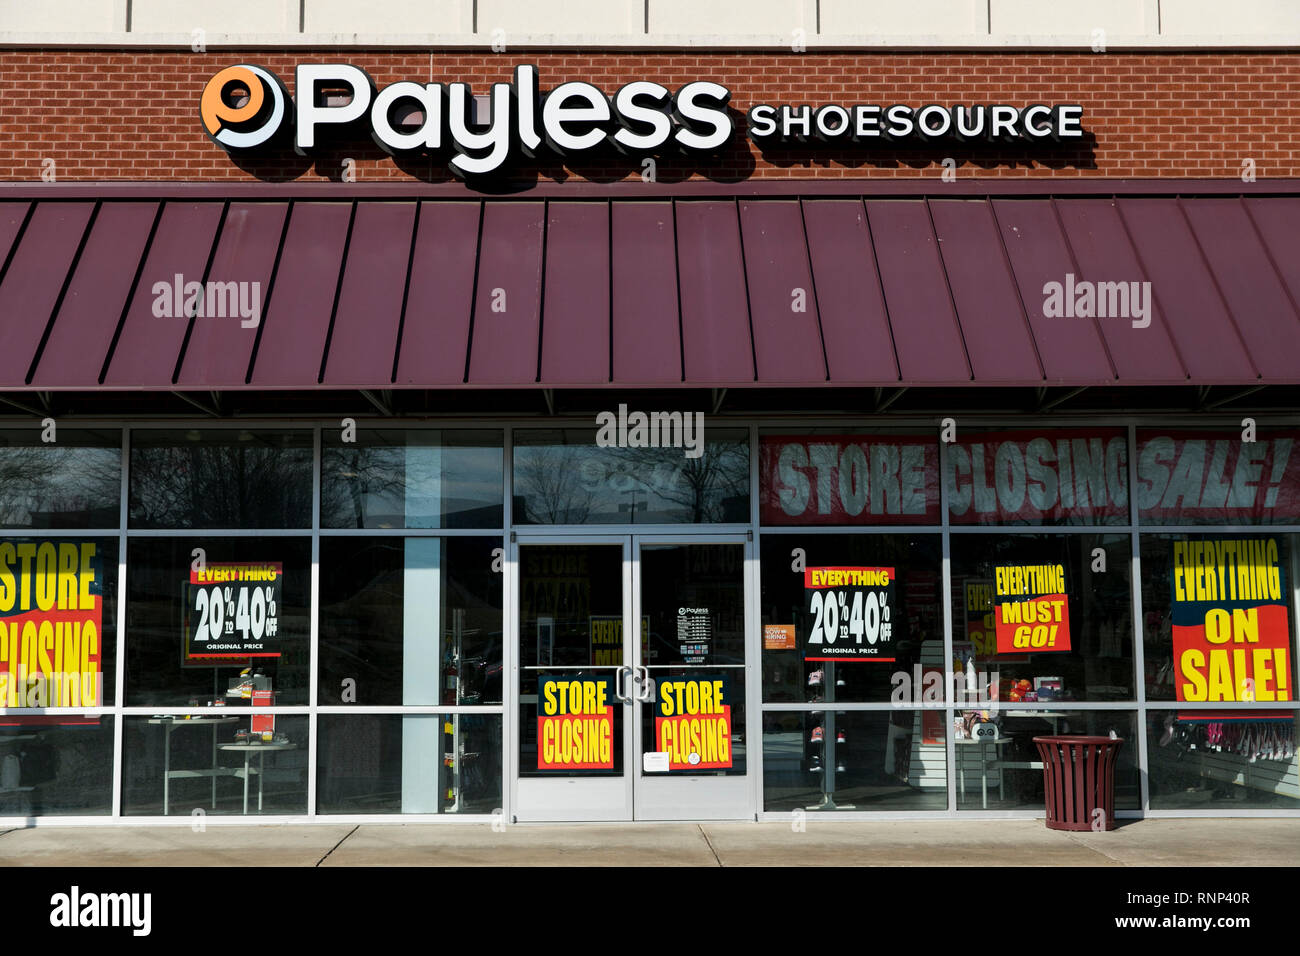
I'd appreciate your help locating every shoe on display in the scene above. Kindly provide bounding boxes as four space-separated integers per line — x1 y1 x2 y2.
809 726 824 744
808 755 823 773
836 730 847 744
836 761 847 773
836 676 846 687
808 669 824 687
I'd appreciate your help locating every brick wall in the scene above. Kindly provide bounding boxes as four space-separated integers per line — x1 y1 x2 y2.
1 50 1296 182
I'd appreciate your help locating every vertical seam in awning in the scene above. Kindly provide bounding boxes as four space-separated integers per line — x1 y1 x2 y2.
859 197 904 384
671 198 685 384
1239 196 1300 329
25 200 100 385
0 202 35 290
244 198 296 385
99 201 165 385
389 198 425 384
172 200 230 385
1112 196 1192 380
461 200 486 385
796 197 830 383
732 197 759 383
605 197 613 384
924 197 975 383
316 200 359 385
534 198 551 385
1049 196 1120 382
987 200 1048 383
1175 196 1262 380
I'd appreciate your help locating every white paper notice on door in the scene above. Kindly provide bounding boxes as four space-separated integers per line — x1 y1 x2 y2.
642 751 670 773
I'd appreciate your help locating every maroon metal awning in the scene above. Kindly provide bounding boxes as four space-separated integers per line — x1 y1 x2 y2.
1 180 1298 392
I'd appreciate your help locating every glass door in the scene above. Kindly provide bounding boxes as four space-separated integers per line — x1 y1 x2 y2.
632 536 753 820
513 537 634 821
511 534 754 822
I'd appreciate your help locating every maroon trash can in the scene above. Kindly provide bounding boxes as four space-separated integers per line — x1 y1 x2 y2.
1032 735 1123 832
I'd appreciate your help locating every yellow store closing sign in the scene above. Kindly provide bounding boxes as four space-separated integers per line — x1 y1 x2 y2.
0 540 102 707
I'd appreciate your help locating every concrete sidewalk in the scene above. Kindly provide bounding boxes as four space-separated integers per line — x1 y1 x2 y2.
0 818 1295 866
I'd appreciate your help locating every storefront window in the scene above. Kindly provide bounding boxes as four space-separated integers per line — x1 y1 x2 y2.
945 428 1129 526
0 537 118 707
0 429 120 529
129 428 312 529
124 538 310 706
317 537 503 706
950 533 1135 701
1146 710 1300 810
954 709 1139 811
320 429 503 529
0 719 114 816
1140 533 1297 703
760 431 940 526
1136 428 1300 525
762 710 947 812
760 534 943 703
316 714 502 814
512 427 748 524
121 714 308 816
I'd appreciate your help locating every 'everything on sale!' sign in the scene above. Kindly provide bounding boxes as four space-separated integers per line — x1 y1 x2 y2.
804 566 895 661
655 675 732 771
1172 537 1291 703
184 562 282 663
993 563 1072 654
536 673 615 771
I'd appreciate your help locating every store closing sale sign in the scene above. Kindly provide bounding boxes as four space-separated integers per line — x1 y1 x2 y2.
184 562 282 663
993 564 1071 653
653 675 732 771
1172 537 1291 703
537 673 615 770
805 566 896 661
0 540 102 707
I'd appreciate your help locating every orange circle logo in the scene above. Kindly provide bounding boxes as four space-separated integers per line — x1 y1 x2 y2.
200 65 287 150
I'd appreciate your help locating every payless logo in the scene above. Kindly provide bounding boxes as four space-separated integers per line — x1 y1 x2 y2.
199 63 733 177
200 64 291 149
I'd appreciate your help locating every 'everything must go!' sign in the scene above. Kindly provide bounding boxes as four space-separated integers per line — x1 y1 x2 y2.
993 563 1072 654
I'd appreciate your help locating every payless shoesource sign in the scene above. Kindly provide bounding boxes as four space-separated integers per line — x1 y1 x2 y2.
200 63 1086 177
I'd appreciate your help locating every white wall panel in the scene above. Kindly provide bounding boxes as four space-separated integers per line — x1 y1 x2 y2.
990 0 1148 37
648 0 810 37
130 0 297 33
304 0 468 34
478 0 640 36
0 0 117 32
1160 0 1300 35
821 0 984 35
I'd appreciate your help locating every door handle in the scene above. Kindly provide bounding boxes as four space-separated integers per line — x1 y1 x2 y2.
614 665 634 705
635 665 655 703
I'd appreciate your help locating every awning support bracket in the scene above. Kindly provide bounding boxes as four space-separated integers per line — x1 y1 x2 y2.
876 387 907 412
359 389 392 416
1038 386 1089 412
171 391 221 417
712 388 727 415
1203 384 1266 410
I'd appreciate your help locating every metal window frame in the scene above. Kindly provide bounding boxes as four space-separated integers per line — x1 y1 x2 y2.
0 411 1295 825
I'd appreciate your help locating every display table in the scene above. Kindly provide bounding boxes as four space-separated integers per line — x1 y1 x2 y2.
954 736 1015 808
218 742 297 814
149 717 239 816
